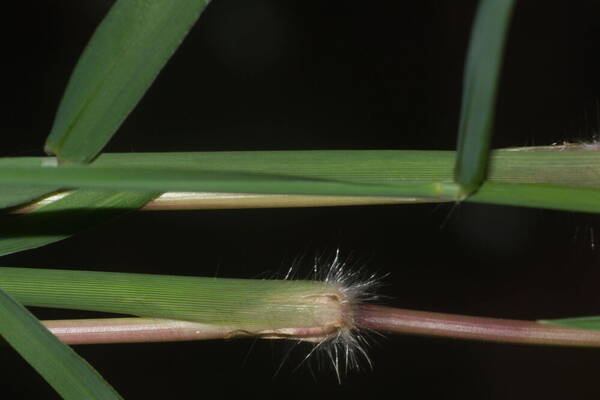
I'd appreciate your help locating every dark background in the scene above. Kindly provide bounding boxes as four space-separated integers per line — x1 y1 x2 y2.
2 0 600 398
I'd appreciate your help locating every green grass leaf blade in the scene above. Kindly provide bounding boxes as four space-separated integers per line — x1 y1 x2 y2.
0 166 460 199
0 151 464 199
0 158 60 209
539 317 600 331
0 190 157 257
454 0 515 197
1 148 598 213
0 187 56 210
4 149 598 190
45 0 211 163
468 182 600 214
0 288 121 399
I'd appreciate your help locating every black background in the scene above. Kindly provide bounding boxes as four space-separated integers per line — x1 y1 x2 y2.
2 0 600 399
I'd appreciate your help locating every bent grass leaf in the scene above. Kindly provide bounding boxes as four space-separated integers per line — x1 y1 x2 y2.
45 0 212 163
0 288 121 399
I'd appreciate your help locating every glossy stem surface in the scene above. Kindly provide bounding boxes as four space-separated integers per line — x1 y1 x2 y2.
355 305 600 347
39 306 600 348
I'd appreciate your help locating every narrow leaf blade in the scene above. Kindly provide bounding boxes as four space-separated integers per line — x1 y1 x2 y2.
0 288 121 399
0 158 60 209
0 187 56 210
454 0 515 197
0 190 157 257
45 0 211 163
540 316 600 331
468 182 600 214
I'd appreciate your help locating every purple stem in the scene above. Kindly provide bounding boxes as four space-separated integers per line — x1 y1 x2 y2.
42 318 231 344
355 305 600 347
39 306 600 347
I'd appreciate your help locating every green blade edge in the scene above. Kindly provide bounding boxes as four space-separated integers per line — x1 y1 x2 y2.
45 0 212 163
539 316 600 331
0 190 157 257
454 0 516 197
0 288 121 399
0 187 56 210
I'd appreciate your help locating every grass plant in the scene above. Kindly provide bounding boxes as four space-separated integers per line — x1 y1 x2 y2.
1 1 598 398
